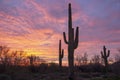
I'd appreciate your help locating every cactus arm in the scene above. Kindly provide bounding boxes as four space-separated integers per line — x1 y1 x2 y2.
103 46 106 56
101 51 104 58
59 40 64 68
107 50 110 57
72 28 74 41
63 32 69 44
59 40 61 54
74 27 79 49
61 49 64 58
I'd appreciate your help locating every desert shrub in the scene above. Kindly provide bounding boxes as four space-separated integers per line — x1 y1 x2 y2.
90 63 104 72
0 64 6 73
28 65 38 73
79 73 91 78
18 78 28 80
39 63 48 73
79 65 91 72
48 62 59 72
110 61 120 75
0 74 11 80
78 63 104 73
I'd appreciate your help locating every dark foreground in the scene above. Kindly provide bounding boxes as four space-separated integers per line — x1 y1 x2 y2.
0 63 120 80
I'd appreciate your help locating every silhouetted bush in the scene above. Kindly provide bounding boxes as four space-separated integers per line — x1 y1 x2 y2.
28 65 38 73
79 65 91 72
0 74 11 80
79 73 91 78
78 63 104 73
48 62 59 72
39 63 48 73
111 61 120 75
0 64 6 73
91 63 104 72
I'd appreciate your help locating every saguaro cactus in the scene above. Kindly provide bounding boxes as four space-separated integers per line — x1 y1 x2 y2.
63 3 79 80
101 45 110 73
59 40 64 68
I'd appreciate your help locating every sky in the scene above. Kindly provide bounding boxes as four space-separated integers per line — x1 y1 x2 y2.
0 0 120 64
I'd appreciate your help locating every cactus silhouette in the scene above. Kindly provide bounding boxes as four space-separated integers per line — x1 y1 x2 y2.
59 40 64 69
63 3 79 80
101 45 110 73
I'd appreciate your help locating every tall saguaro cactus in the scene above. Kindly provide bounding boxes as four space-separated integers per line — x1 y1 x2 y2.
59 40 64 68
63 3 79 80
101 45 110 73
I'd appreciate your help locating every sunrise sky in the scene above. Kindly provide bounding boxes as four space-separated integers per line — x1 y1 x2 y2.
0 0 120 63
